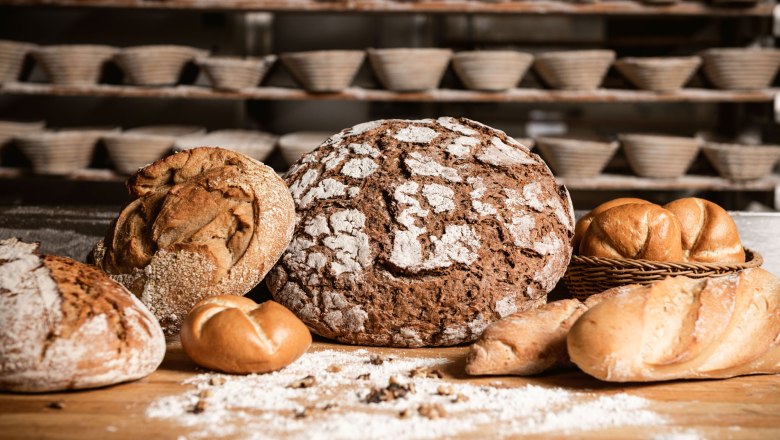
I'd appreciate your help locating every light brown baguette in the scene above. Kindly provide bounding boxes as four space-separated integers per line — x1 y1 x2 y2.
567 268 780 382
663 197 745 263
465 288 622 376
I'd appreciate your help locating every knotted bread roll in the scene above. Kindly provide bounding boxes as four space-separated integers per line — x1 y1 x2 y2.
579 203 684 262
572 197 651 251
92 147 296 336
663 197 745 263
180 296 311 374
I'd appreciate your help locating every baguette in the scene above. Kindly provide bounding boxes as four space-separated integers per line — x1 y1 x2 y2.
567 268 780 382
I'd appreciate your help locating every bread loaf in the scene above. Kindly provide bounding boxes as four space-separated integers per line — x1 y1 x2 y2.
465 288 620 376
0 238 165 392
663 197 744 263
572 197 650 250
579 203 684 261
568 268 780 382
180 296 311 374
92 147 296 337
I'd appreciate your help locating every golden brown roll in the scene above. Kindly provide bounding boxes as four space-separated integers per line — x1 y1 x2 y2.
572 197 651 251
663 197 744 263
180 296 311 374
579 203 684 261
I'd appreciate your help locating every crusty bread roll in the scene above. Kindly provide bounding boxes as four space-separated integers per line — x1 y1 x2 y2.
0 238 165 392
92 147 296 337
180 296 311 374
572 197 650 251
579 203 684 261
465 288 621 376
663 197 745 263
568 268 780 382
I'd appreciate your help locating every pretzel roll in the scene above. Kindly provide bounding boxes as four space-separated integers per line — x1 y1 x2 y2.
664 197 745 264
180 296 311 374
579 203 684 262
572 198 651 251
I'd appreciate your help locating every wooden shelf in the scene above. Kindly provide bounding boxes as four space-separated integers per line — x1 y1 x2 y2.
1 82 776 103
0 0 773 16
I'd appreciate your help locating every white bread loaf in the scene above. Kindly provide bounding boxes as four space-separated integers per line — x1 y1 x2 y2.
568 268 780 382
572 197 651 251
663 197 745 263
465 289 621 376
0 238 165 392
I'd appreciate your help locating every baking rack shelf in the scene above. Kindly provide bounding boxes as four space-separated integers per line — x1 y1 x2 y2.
0 0 773 16
1 82 776 103
2 167 777 191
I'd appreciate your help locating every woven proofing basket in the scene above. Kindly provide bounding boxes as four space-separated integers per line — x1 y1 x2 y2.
0 40 36 82
16 130 103 174
615 56 701 93
452 51 534 91
281 50 365 92
619 133 701 178
703 142 780 181
278 131 331 165
0 119 44 147
198 55 276 90
533 50 615 91
115 45 207 86
701 48 780 90
104 132 176 174
173 129 278 161
32 45 118 86
564 249 763 299
368 48 452 92
535 136 618 177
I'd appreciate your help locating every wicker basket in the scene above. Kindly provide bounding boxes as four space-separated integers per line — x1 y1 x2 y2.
703 142 780 181
127 125 205 137
615 56 701 93
701 48 780 90
0 119 44 147
533 50 615 91
173 129 278 161
619 133 701 178
281 50 365 92
31 45 118 86
564 249 763 299
368 48 452 92
452 50 534 91
15 129 107 175
535 136 618 177
278 131 331 165
115 45 207 86
0 40 36 83
103 132 176 174
198 55 276 90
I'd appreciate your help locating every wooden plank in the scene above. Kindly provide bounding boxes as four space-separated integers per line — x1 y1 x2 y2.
0 0 773 16
1 82 776 103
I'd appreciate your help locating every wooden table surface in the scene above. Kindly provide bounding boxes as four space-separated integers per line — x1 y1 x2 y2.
1 205 780 439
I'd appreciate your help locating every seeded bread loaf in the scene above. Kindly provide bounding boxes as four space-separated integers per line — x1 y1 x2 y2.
267 117 575 347
92 147 296 336
0 238 165 392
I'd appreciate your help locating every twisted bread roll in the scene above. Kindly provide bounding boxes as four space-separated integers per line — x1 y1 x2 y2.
572 197 650 251
579 203 684 262
568 268 780 382
92 147 295 336
180 296 311 374
663 197 745 263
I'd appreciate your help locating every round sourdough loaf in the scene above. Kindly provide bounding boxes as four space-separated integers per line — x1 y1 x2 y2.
0 238 165 392
92 147 296 337
266 117 575 347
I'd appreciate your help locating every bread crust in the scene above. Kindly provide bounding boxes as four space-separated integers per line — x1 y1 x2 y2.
572 197 650 251
663 197 745 263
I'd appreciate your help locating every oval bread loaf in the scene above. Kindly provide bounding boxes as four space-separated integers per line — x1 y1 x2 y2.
663 197 745 263
0 238 165 392
572 197 651 251
180 296 311 374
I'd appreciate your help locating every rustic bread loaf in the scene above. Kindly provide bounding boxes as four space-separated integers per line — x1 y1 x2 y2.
579 203 684 261
0 238 165 392
92 147 295 337
663 197 745 263
465 288 620 376
568 268 780 382
572 197 650 251
267 117 575 347
180 296 311 374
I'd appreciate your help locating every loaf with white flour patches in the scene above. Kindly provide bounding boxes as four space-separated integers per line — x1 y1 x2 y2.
267 118 575 347
0 238 165 392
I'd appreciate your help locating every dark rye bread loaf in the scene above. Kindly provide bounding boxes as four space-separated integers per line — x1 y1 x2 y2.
266 117 575 347
0 238 165 392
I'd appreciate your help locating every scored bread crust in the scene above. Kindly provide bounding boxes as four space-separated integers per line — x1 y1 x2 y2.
572 197 651 251
663 197 745 263
0 238 165 392
92 147 296 336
